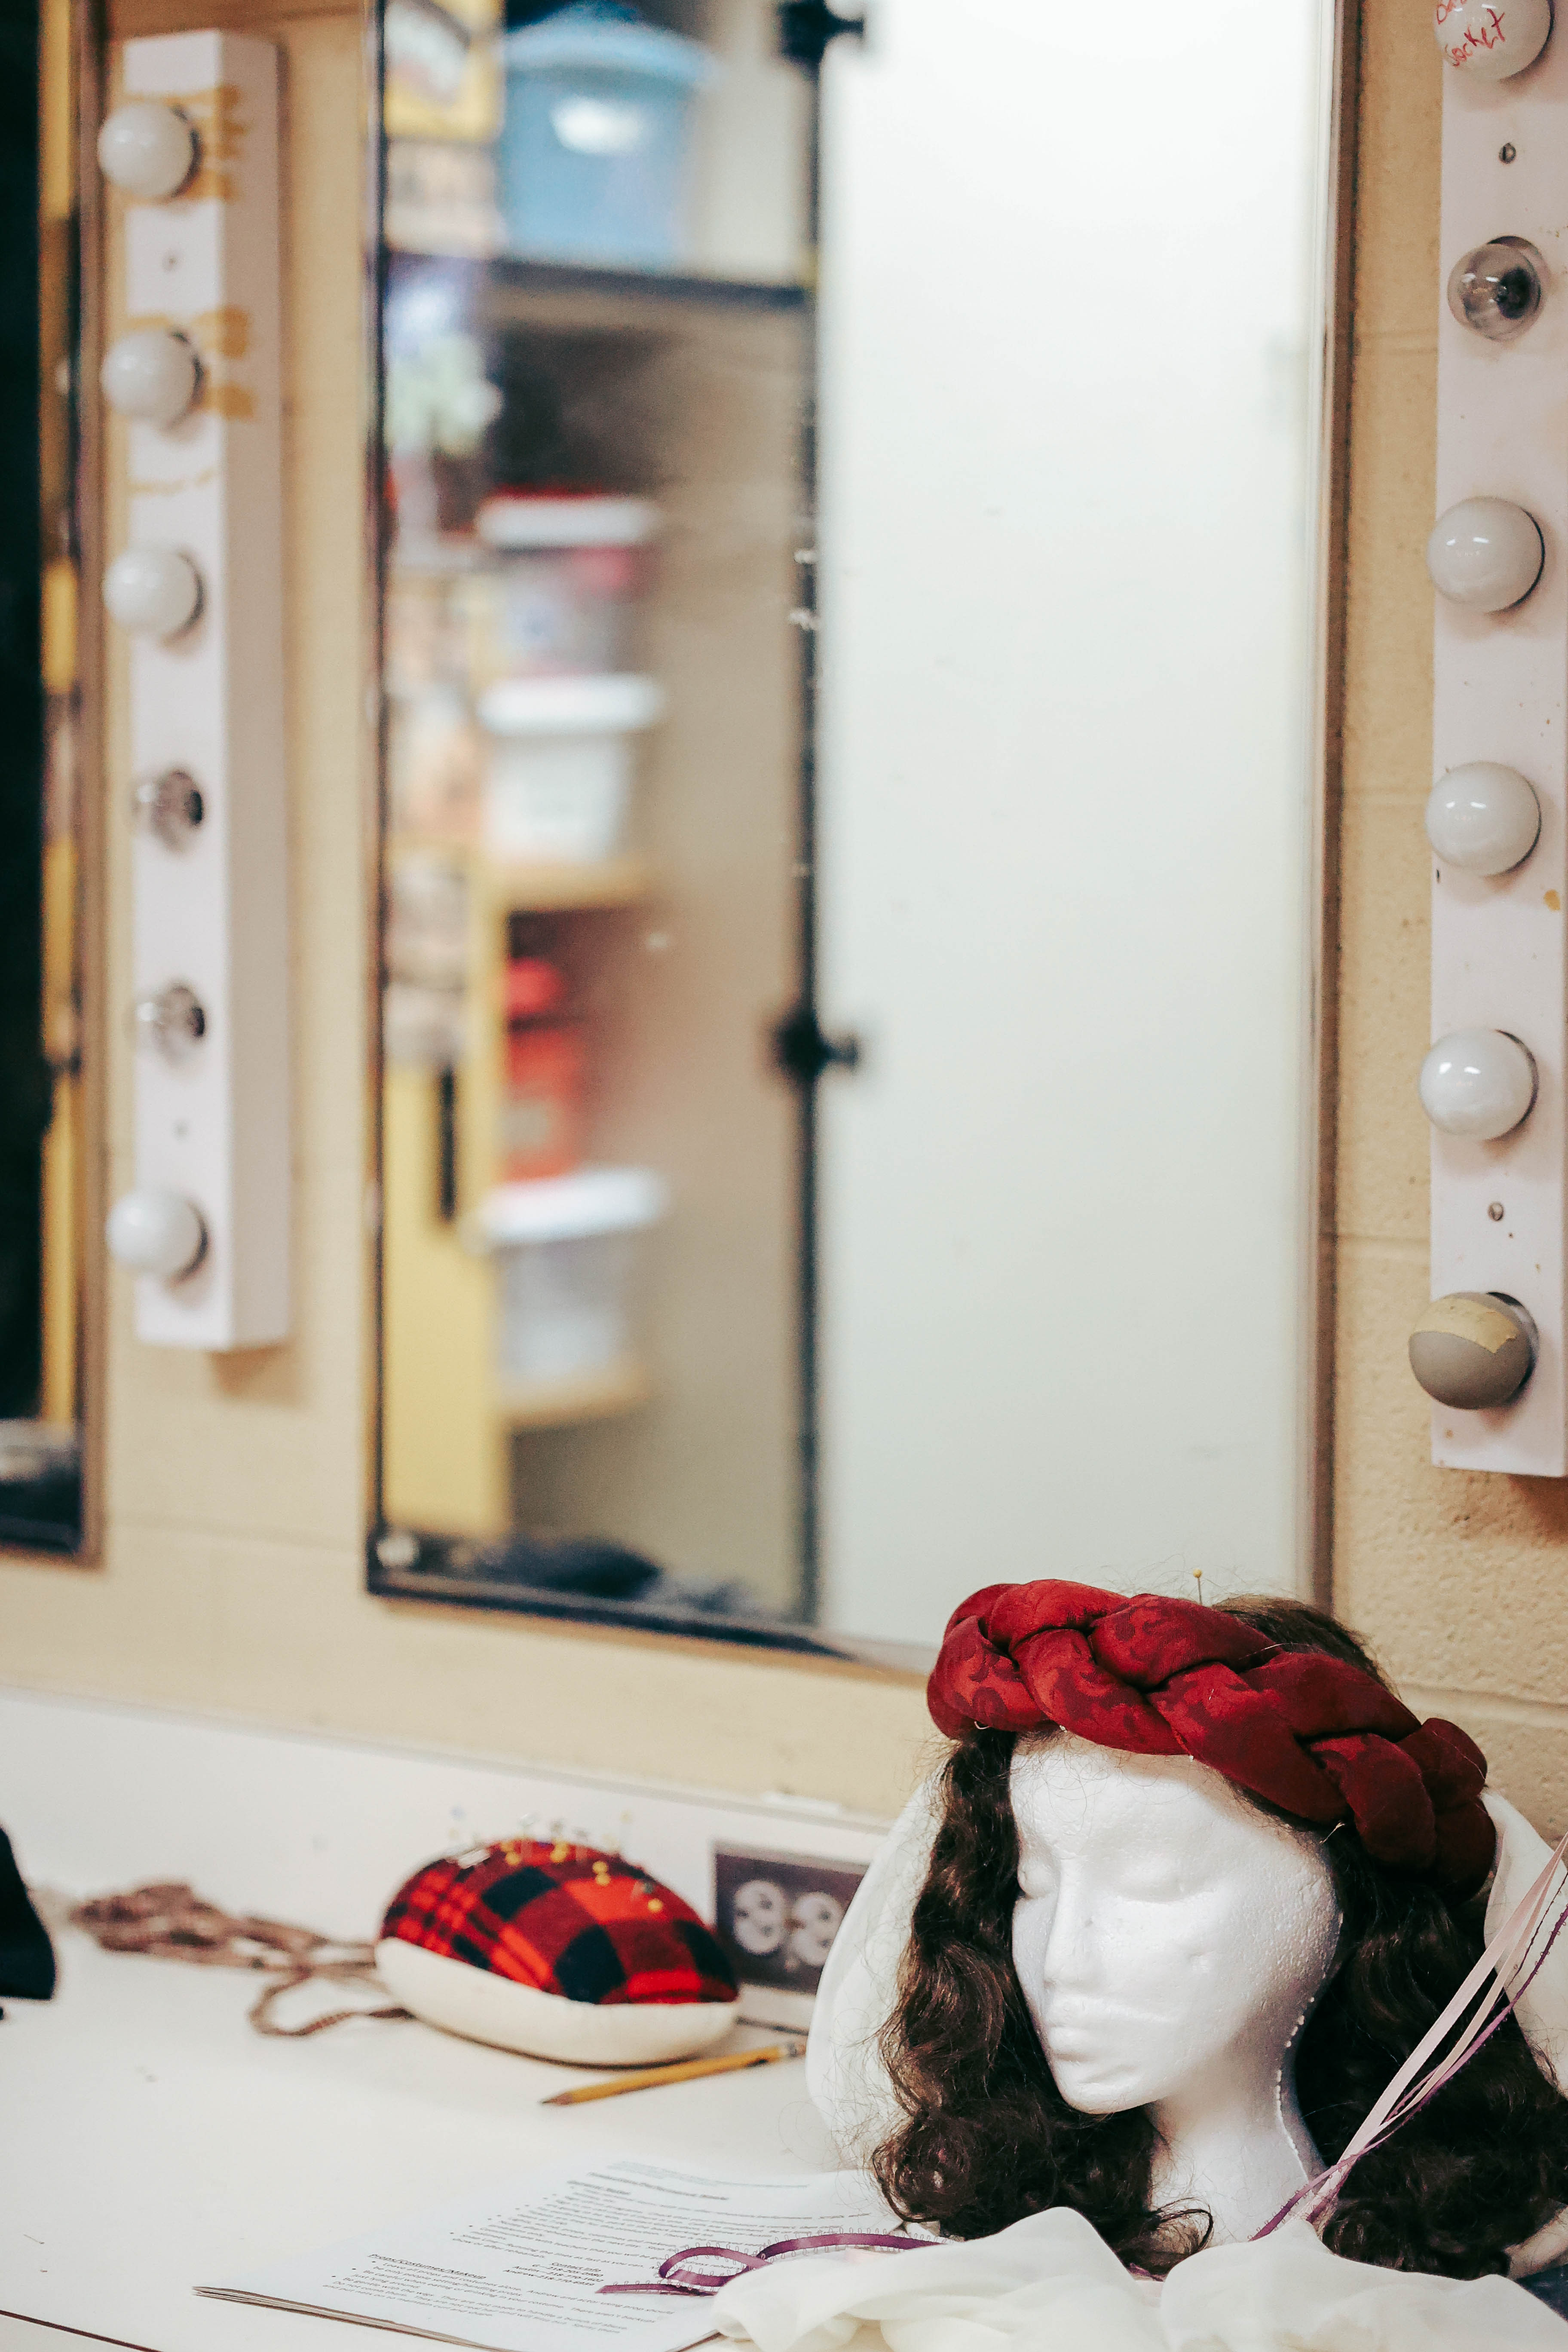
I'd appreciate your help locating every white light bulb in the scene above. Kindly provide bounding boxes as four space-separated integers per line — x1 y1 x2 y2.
1419 1028 1537 1139
1426 763 1542 875
1435 0 1552 78
1427 497 1544 612
96 101 196 199
102 546 202 639
106 1188 206 1280
101 328 199 427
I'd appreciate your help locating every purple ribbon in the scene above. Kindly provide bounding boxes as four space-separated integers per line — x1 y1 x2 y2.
1257 1825 1568 2240
600 2230 928 2297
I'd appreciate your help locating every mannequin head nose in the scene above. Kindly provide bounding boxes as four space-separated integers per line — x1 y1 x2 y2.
1036 1881 1100 1992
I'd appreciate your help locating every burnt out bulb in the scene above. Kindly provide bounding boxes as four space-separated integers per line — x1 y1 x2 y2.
1409 1292 1536 1409
1448 239 1545 341
131 767 203 846
133 981 206 1061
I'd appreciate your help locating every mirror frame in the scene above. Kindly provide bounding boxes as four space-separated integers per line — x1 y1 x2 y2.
361 0 1360 1664
0 0 107 1568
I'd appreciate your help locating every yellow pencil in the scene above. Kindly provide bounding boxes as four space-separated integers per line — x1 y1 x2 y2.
542 2037 808 2106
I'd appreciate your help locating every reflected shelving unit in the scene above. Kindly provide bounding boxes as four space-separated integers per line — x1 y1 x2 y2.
373 0 835 1645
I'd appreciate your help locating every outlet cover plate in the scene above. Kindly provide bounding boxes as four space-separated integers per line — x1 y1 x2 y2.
712 1844 867 2013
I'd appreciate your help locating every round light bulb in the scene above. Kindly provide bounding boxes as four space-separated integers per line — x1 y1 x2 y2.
1435 0 1552 77
1426 762 1542 874
102 546 202 639
1447 238 1546 342
1427 496 1544 612
96 101 197 199
106 1188 206 1280
1409 1292 1536 1409
1419 1027 1537 1138
101 328 199 427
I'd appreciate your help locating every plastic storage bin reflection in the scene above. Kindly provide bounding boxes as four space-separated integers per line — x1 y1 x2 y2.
499 2 716 270
473 494 663 864
477 1166 668 1393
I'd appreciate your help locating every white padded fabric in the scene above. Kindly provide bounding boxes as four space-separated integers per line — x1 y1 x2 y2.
709 2207 1568 2352
375 1937 739 2066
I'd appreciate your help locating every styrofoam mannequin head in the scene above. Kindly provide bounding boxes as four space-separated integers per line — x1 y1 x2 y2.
1011 1731 1341 2239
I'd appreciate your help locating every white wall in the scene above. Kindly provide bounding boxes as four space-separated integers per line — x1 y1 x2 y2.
818 0 1328 1641
2 1686 891 1940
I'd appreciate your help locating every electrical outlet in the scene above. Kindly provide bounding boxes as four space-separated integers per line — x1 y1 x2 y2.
712 1845 867 2027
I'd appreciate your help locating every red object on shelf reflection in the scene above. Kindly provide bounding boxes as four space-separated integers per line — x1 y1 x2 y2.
504 955 567 1020
500 956 585 1179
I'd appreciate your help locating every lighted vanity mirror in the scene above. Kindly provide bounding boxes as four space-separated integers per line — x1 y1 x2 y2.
371 0 1342 1661
0 0 92 1557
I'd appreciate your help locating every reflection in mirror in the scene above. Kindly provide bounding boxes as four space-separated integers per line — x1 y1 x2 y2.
0 0 86 1553
374 0 819 1644
372 0 1337 1657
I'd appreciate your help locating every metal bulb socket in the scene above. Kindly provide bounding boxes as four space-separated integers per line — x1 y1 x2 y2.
131 769 204 847
133 981 206 1061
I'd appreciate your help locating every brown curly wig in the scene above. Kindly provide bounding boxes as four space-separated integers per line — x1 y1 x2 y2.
873 1596 1568 2280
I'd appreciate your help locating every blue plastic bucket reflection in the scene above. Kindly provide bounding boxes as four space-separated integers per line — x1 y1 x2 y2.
498 2 716 270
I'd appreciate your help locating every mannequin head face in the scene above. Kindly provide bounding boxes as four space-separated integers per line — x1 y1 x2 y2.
1011 1730 1341 2118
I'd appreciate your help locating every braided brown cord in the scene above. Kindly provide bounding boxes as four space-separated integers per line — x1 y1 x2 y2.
928 1581 1496 1897
70 1882 410 2037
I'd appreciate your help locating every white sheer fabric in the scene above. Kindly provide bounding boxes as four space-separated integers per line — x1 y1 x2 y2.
710 2208 1568 2352
804 1779 937 2160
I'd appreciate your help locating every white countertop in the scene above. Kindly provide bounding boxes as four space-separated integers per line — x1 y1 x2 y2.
0 1931 837 2352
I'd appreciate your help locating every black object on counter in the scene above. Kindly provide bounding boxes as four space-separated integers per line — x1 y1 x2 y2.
0 1826 55 1998
1525 2263 1568 2318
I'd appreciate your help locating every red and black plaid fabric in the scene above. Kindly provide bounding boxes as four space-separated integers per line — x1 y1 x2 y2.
381 1840 738 2007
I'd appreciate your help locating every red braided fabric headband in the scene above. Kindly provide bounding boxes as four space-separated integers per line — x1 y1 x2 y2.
928 1580 1495 1898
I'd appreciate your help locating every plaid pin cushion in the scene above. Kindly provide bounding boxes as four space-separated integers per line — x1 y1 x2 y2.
375 1839 741 2067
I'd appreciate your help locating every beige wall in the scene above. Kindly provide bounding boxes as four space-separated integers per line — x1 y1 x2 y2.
1334 0 1568 1833
6 0 1562 1835
0 3 933 1821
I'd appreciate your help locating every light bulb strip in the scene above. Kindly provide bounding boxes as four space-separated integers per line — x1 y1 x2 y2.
1428 17 1568 1469
111 31 290 1350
